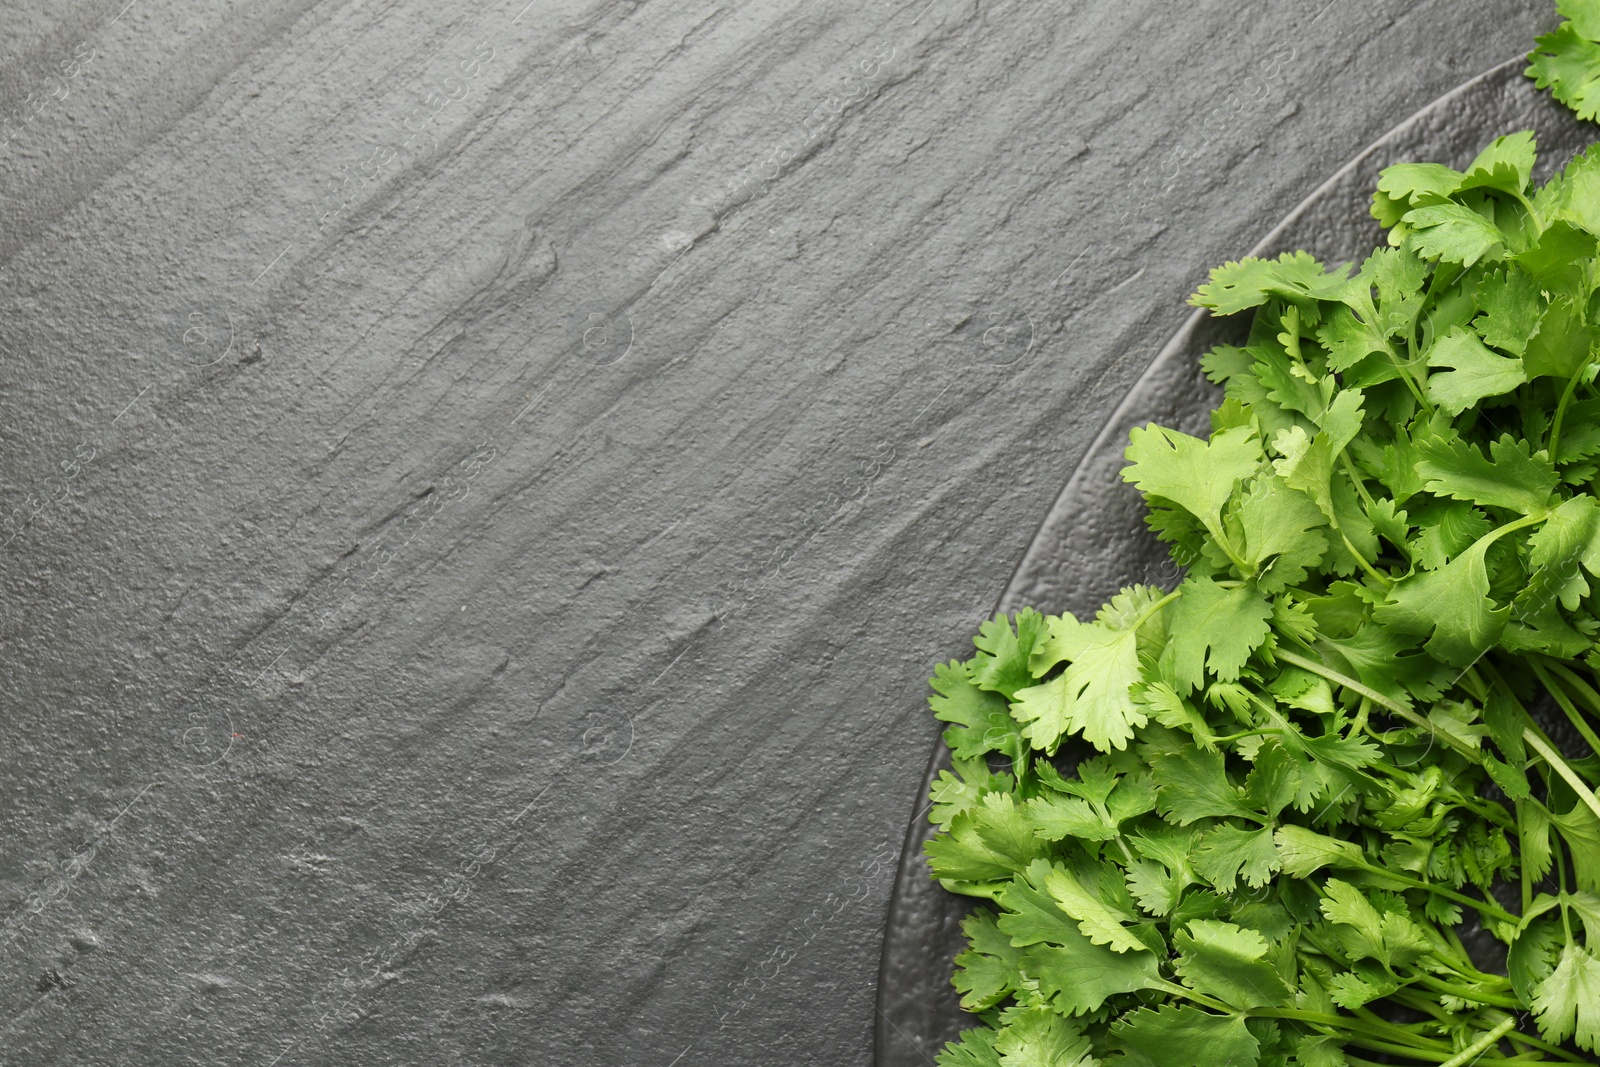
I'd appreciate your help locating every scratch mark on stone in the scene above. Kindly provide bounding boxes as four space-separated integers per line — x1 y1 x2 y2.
912 382 952 424
1051 246 1092 288
509 381 557 426
111 383 152 424
248 650 289 688
509 783 554 825
108 782 157 828
650 645 691 686
266 1038 299 1067
253 246 291 285
1106 267 1146 295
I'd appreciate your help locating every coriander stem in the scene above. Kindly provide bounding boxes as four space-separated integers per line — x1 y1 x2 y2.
1279 1029 1457 1063
1353 1004 1431 1039
1212 728 1277 744
1519 800 1534 912
1246 1007 1453 1053
1532 658 1600 759
1214 533 1252 578
1548 358 1590 462
1502 1024 1591 1062
1507 186 1541 226
1388 987 1456 1023
1294 924 1347 964
1339 454 1379 512
1523 726 1600 826
1399 263 1458 416
1275 649 1479 761
1482 663 1600 825
1411 972 1519 1009
1542 658 1600 717
1388 334 1434 412
1111 831 1136 865
936 878 1001 902
1437 1017 1515 1067
1481 512 1551 549
1133 588 1183 629
1276 651 1406 716
1339 528 1395 589
1561 849 1574 942
1443 923 1475 962
1352 864 1518 925
1347 696 1371 740
1426 942 1511 988
1148 978 1229 1014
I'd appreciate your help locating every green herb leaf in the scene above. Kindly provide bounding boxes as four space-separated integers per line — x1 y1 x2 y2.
1110 1004 1260 1067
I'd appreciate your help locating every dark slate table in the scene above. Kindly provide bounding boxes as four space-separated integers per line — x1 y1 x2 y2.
0 1 1554 1063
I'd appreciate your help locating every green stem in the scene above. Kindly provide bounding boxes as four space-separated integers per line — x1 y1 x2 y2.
1543 658 1600 716
1275 649 1479 761
1561 848 1575 943
1548 358 1591 462
1481 512 1551 549
1340 527 1395 590
1214 533 1252 579
1271 1029 1477 1064
1134 588 1183 629
1388 987 1456 1023
1442 923 1475 964
1533 658 1600 759
1438 1017 1515 1067
1480 661 1600 826
1453 791 1519 831
1420 979 1516 1011
1213 728 1279 744
1391 305 1434 412
1247 1007 1453 1052
1419 949 1515 989
936 878 1001 902
1502 1027 1591 1064
1508 185 1542 226
1352 751 1513 829
1295 924 1349 965
1397 263 1459 415
1396 350 1434 412
1523 727 1600 827
1519 799 1534 913
1353 864 1518 926
1340 454 1380 512
1318 1034 1454 1062
1348 696 1372 741
1149 978 1228 1014
1351 1006 1421 1035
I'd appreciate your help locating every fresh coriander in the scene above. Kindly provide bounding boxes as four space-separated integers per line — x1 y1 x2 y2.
923 48 1600 1067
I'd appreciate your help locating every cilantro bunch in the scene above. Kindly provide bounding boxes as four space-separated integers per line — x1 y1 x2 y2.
1530 0 1600 121
924 131 1600 1066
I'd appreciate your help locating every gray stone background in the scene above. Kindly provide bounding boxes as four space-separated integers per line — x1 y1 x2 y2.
0 1 1555 1063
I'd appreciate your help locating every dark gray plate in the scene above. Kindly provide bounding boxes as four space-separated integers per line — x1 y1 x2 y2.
874 56 1595 1067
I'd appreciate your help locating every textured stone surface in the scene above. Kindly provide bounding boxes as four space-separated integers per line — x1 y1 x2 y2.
876 54 1594 1067
0 1 1558 1064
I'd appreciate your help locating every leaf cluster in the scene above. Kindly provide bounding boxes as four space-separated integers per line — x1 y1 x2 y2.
1529 1 1600 123
926 130 1600 1066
